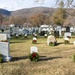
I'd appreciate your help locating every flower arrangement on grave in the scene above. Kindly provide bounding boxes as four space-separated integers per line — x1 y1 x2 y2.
55 36 59 38
1 40 8 42
49 42 55 46
67 36 71 38
64 38 69 44
32 37 37 44
0 54 3 63
29 52 39 62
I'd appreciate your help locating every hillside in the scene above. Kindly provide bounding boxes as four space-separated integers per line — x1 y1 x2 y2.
0 8 11 16
11 7 55 18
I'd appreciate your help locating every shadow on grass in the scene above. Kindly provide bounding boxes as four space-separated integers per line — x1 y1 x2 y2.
56 42 64 46
39 56 62 61
11 56 62 62
11 56 28 62
10 41 25 44
35 43 45 44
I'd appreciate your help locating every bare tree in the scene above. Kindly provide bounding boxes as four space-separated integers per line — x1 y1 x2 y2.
35 0 74 7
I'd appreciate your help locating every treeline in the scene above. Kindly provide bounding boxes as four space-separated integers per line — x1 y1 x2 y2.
0 8 75 27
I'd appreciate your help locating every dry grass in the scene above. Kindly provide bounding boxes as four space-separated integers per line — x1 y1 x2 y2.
0 36 75 75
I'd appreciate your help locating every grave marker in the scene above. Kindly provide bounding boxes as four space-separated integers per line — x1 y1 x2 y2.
0 33 12 61
47 35 57 46
64 32 71 38
30 46 38 54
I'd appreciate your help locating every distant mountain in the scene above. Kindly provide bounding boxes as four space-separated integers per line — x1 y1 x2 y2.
11 7 55 18
0 8 11 16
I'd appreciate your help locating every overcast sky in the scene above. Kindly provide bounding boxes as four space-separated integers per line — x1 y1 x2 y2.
0 0 56 11
0 0 75 11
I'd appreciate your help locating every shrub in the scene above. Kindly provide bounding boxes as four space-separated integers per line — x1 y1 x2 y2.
64 40 69 44
49 42 56 46
29 52 39 62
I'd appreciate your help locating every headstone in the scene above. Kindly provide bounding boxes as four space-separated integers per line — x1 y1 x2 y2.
64 32 71 38
0 34 7 41
54 31 59 38
44 34 47 38
62 27 66 32
32 37 37 43
24 33 27 37
16 34 19 37
33 33 37 37
40 31 46 36
0 33 12 61
55 26 62 36
64 37 69 44
70 27 74 33
30 46 38 54
66 27 70 32
47 35 57 45
12 26 19 35
74 41 75 45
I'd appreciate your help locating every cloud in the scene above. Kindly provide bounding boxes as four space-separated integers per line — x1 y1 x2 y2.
0 0 56 11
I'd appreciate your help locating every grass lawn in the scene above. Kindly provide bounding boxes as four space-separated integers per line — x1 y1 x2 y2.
0 36 75 75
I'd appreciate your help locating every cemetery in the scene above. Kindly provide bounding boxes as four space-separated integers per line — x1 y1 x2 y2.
0 0 75 73
0 28 75 75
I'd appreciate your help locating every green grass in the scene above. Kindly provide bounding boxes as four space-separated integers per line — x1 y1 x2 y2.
0 36 75 75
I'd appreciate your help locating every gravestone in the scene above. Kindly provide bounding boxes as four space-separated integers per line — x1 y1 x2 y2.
74 41 75 45
16 34 19 37
0 33 12 61
24 33 27 38
64 37 69 44
12 26 19 35
40 31 46 36
66 27 70 32
70 27 74 33
64 32 71 38
56 26 62 36
44 34 47 37
54 31 59 38
0 34 7 41
47 35 57 45
33 37 37 41
30 46 38 54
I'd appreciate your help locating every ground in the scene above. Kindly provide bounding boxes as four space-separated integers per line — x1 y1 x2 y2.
0 36 75 75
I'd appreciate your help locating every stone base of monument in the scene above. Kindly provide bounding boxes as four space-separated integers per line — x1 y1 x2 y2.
3 56 12 62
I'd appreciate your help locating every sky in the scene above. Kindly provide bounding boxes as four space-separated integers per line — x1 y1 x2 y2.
0 0 75 11
0 0 56 11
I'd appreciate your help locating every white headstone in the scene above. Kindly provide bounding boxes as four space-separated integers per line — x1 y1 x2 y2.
0 42 12 61
24 33 27 36
70 27 74 32
16 34 19 37
33 37 37 40
74 41 75 45
30 46 38 54
64 32 71 38
44 34 47 36
0 34 7 41
47 35 57 45
56 26 62 36
0 33 12 61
